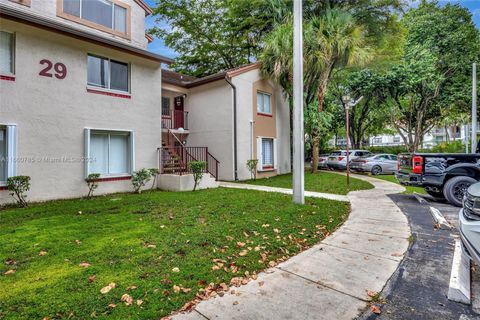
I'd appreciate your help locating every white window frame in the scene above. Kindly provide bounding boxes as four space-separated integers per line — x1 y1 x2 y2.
84 128 134 178
60 0 129 37
0 125 17 186
257 91 272 115
87 53 130 94
256 136 277 172
0 31 15 76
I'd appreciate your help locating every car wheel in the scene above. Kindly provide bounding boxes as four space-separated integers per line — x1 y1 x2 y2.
371 165 382 176
425 189 445 201
443 176 477 207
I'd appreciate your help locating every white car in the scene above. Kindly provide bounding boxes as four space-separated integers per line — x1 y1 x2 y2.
460 183 480 265
326 150 371 170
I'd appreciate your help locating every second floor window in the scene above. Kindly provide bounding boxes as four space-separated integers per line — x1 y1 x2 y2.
162 97 170 116
87 54 129 92
257 92 272 115
0 31 14 75
63 0 128 35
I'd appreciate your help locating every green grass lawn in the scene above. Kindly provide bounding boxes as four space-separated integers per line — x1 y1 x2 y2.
239 171 374 195
370 174 427 194
0 188 349 320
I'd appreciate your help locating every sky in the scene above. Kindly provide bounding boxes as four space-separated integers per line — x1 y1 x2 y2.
144 0 480 59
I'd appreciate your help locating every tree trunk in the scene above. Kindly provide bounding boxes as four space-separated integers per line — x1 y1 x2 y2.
311 128 320 174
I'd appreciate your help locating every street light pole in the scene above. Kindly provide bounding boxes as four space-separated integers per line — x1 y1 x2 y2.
292 0 304 204
473 63 478 153
345 104 350 186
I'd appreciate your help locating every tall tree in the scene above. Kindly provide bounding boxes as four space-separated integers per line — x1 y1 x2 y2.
383 1 480 152
260 8 371 173
149 0 279 77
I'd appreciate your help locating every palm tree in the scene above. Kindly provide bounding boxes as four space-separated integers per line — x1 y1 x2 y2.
260 8 371 173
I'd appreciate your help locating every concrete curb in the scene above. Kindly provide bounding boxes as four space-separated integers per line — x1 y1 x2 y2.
429 206 453 229
448 239 471 305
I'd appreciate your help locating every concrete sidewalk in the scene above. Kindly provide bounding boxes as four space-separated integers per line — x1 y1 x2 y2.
219 181 349 202
172 174 411 320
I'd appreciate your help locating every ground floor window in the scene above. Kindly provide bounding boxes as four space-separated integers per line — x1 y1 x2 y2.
0 125 17 184
262 138 274 168
85 129 134 177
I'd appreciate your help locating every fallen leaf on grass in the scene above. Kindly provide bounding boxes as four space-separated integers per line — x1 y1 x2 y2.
108 303 116 309
4 269 15 275
126 285 138 291
238 250 248 256
74 240 82 245
136 299 143 306
100 282 116 294
121 294 133 306
172 267 180 272
370 304 381 314
5 258 16 266
236 242 245 247
88 275 96 283
212 265 221 271
173 285 181 293
181 287 191 293
79 262 91 268
39 251 47 256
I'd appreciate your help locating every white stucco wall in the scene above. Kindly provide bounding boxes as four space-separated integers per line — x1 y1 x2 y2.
232 69 291 180
0 19 162 204
185 80 234 181
0 0 149 48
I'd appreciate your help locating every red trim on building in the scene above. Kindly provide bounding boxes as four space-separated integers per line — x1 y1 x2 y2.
0 75 15 81
87 88 131 99
0 186 7 191
97 176 131 182
262 165 274 170
257 112 273 117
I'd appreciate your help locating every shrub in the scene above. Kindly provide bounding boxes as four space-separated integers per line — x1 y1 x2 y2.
131 169 152 194
85 173 100 199
246 159 258 180
6 176 30 207
367 145 408 155
188 161 206 191
148 168 160 189
422 140 465 153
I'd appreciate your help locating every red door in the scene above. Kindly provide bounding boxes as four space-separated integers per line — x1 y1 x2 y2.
174 96 184 129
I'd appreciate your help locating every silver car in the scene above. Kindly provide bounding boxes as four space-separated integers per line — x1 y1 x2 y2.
349 154 398 175
460 183 480 265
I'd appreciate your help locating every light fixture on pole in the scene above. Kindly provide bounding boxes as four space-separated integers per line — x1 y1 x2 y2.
342 95 363 186
292 0 304 204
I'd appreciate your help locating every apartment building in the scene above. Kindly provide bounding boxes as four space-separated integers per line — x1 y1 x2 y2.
0 0 291 201
0 0 171 203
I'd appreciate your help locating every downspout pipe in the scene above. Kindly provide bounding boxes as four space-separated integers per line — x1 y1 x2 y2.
225 76 238 180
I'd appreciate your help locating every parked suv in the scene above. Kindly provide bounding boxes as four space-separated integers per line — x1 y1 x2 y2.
326 150 371 170
460 183 480 265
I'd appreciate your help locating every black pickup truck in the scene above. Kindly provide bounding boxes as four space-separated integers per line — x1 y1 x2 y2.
396 153 480 207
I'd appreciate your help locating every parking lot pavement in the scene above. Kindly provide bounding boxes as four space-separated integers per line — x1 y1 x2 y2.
359 193 480 320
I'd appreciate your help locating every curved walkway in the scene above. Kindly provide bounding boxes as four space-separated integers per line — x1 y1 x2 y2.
173 174 411 320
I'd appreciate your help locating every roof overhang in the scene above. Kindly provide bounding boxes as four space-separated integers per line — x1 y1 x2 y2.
0 4 173 64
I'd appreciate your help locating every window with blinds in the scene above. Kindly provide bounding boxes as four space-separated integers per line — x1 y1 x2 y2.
0 32 14 75
89 131 131 176
262 138 274 167
257 92 272 115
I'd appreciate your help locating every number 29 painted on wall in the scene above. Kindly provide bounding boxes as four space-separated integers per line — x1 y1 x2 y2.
39 59 67 79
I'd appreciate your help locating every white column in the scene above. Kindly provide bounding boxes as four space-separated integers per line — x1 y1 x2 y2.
292 0 304 204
